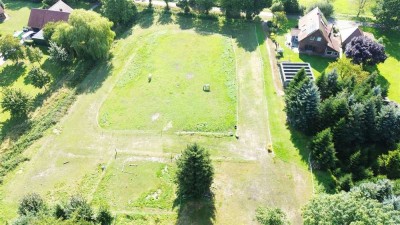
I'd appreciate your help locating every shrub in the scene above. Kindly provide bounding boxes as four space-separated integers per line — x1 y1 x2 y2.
379 150 400 179
18 193 46 216
27 67 51 89
48 41 70 66
256 207 289 225
64 195 94 222
1 88 32 119
96 205 113 225
270 1 284 12
306 1 334 18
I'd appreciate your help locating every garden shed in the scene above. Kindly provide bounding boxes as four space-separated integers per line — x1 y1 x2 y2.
279 62 314 86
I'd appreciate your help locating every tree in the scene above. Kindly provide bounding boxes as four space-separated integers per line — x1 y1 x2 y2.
220 0 242 18
303 192 400 224
177 0 191 13
1 88 31 119
356 0 368 17
351 179 394 202
328 57 369 81
27 67 51 89
270 1 284 12
0 34 25 63
164 0 170 10
195 0 216 14
96 205 113 225
379 150 400 179
256 207 289 225
345 36 387 66
175 143 214 200
282 0 300 13
316 69 341 99
375 104 400 147
101 0 137 25
52 10 115 60
372 0 400 30
306 1 334 18
285 69 320 135
26 47 43 65
318 92 348 130
310 128 337 170
242 0 271 19
18 193 46 216
63 195 94 222
272 11 288 30
48 41 70 66
42 21 66 40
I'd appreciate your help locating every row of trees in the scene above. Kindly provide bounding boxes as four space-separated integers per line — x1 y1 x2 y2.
285 58 400 188
303 179 400 224
13 194 113 225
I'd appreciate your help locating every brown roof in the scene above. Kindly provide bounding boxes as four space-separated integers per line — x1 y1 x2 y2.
341 27 363 46
298 7 341 52
28 8 70 29
48 0 73 13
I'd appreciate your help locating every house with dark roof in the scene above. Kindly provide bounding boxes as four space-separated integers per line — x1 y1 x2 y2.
290 7 341 58
0 5 6 21
28 0 72 31
28 0 73 44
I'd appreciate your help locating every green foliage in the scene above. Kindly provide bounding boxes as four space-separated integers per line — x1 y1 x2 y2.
316 70 340 100
220 0 242 18
48 41 70 66
310 128 337 170
52 10 115 60
42 21 65 40
1 88 32 119
351 179 393 202
27 67 51 89
25 47 43 65
270 1 284 12
96 205 113 225
195 0 215 14
372 0 400 30
303 190 400 224
327 57 369 82
63 195 94 222
379 150 400 179
175 143 214 200
306 1 334 18
255 207 289 225
101 0 137 25
18 193 46 216
272 11 288 30
285 69 320 135
0 34 25 63
375 104 400 147
317 92 348 130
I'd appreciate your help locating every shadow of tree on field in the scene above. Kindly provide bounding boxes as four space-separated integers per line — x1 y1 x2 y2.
76 60 113 94
174 197 216 225
158 10 174 25
138 8 155 29
4 0 40 10
0 63 26 87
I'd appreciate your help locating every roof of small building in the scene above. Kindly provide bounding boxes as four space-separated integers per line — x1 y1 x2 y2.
28 8 70 29
341 27 363 45
48 0 73 13
298 7 341 52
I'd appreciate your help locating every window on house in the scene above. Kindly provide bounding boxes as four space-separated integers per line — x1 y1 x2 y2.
333 52 338 56
326 51 332 55
317 37 322 41
310 36 315 41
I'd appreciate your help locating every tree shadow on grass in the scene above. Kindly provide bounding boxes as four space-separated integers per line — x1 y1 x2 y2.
362 27 400 61
299 54 334 75
158 10 174 25
0 63 26 87
138 8 155 29
4 0 40 10
288 125 337 193
173 197 216 225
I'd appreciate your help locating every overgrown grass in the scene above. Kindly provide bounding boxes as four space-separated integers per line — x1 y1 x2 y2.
99 29 236 132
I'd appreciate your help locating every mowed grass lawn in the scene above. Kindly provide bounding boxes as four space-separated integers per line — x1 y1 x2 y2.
0 1 41 36
99 30 236 132
299 0 376 17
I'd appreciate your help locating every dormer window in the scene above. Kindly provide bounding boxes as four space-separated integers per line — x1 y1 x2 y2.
317 37 322 41
310 36 315 41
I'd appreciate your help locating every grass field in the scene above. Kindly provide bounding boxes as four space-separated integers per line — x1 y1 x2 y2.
299 0 376 17
99 30 236 132
0 12 313 225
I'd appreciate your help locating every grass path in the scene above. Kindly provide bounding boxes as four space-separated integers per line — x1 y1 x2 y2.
0 16 312 224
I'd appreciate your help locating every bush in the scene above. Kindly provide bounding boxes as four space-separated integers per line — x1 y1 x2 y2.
270 1 284 12
48 41 70 66
379 150 400 179
306 1 334 18
18 193 46 216
64 195 94 222
27 67 51 89
96 205 113 225
256 207 289 225
1 88 32 119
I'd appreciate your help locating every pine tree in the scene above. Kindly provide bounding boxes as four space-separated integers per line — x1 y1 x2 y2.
175 143 214 200
310 128 337 170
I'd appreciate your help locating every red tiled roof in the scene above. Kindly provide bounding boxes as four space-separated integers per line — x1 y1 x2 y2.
28 8 70 29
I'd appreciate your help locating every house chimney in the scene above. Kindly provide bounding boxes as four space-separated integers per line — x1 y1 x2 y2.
59 8 63 11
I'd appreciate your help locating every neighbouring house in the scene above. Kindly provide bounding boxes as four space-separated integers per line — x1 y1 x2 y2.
0 5 6 21
28 0 73 44
340 26 375 49
290 7 341 58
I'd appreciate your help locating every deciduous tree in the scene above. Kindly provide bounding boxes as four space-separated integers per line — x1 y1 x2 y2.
101 0 137 25
26 47 43 65
1 88 31 119
372 0 400 30
0 34 25 63
345 36 387 66
27 67 51 89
